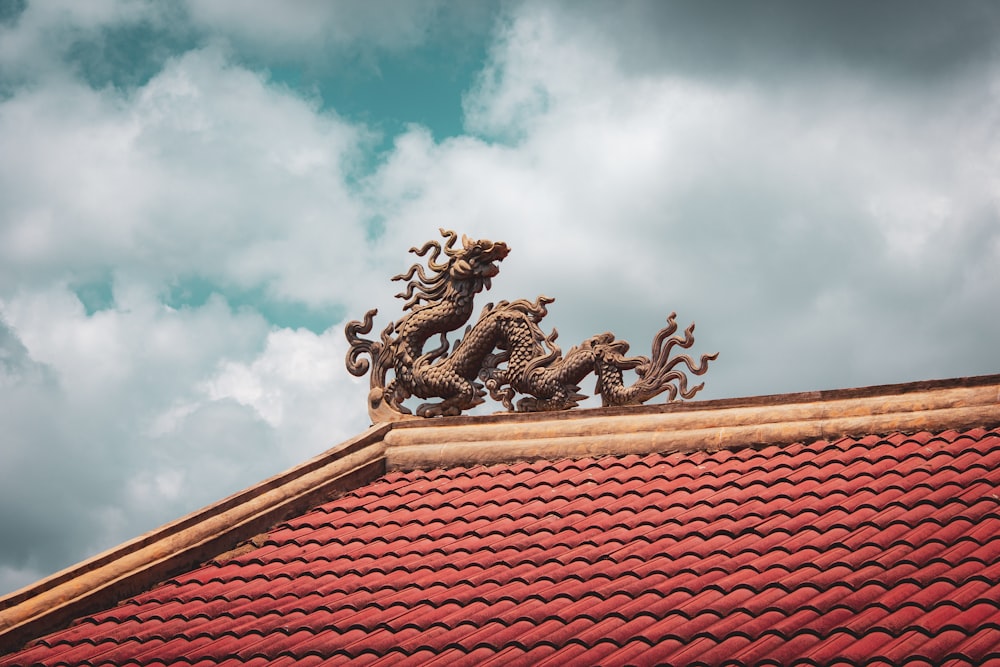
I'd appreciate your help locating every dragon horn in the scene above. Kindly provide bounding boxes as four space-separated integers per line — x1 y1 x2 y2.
440 229 461 257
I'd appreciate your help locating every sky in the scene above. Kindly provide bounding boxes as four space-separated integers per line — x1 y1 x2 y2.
1 0 999 595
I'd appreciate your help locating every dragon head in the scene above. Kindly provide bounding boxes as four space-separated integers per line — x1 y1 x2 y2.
392 228 511 311
450 234 509 286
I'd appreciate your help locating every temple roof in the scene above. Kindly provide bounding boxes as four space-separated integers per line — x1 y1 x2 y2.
2 375 999 665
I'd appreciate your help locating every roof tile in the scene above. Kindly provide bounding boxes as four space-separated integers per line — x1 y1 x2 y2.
7 425 1000 665
947 627 1000 662
731 632 825 664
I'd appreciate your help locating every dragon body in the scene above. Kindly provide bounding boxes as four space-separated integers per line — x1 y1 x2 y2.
346 229 716 420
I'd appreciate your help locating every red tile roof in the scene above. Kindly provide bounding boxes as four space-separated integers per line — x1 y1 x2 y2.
6 425 1000 665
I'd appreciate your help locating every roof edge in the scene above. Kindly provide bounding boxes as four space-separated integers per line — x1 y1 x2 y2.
0 424 389 655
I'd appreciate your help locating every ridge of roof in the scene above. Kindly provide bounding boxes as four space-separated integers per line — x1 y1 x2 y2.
385 374 1000 470
1 373 998 656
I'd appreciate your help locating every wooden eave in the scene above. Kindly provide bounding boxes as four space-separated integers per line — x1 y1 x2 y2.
1 373 999 655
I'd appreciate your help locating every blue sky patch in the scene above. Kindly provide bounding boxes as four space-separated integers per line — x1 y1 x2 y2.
164 276 344 334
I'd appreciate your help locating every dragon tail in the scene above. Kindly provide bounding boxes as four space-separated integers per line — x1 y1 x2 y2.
632 314 718 402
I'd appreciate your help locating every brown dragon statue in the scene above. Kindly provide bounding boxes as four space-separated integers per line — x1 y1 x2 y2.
346 229 717 421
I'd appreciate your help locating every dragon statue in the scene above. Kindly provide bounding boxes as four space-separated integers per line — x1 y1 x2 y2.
346 229 717 422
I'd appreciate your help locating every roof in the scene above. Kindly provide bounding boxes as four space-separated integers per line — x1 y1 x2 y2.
2 374 999 664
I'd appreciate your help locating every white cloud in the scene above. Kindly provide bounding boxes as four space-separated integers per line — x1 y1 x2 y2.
0 280 369 587
0 14 391 592
371 3 1000 399
1 282 265 405
2 0 1000 598
199 325 368 459
0 0 168 82
0 46 380 310
182 0 442 55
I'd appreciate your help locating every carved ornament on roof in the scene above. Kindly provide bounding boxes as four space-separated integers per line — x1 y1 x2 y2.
346 229 717 422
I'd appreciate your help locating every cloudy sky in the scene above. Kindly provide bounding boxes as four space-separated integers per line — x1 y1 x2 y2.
2 0 999 595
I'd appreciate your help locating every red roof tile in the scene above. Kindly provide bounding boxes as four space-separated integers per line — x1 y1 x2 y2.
4 425 1000 665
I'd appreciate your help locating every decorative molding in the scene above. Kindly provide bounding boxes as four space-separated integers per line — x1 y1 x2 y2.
385 382 1000 469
